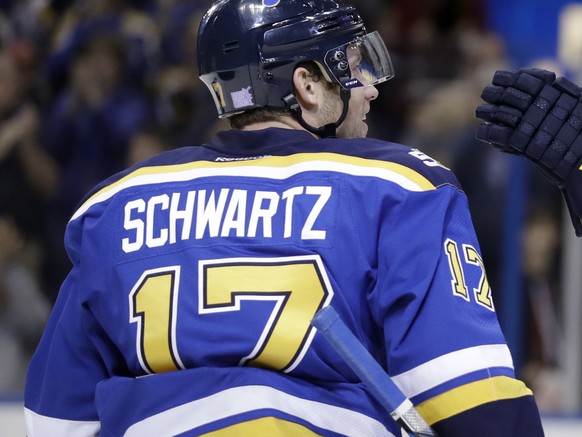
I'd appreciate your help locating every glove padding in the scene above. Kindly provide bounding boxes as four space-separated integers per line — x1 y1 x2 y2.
475 68 582 187
476 68 582 236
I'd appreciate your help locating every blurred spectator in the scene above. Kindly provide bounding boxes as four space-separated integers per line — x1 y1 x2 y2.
126 124 168 167
44 33 151 205
522 207 562 366
41 33 152 299
521 206 565 412
0 216 50 395
366 0 488 143
0 100 51 237
46 0 161 94
0 47 59 305
154 0 207 66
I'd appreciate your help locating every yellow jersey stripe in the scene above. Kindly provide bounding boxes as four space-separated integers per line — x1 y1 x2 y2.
200 416 321 436
71 153 435 221
415 376 533 425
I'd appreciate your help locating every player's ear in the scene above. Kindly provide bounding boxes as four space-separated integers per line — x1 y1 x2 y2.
293 66 318 110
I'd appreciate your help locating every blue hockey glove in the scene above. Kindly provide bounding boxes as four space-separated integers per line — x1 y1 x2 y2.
475 68 582 236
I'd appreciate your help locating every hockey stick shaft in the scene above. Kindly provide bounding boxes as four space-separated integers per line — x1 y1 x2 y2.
311 306 437 437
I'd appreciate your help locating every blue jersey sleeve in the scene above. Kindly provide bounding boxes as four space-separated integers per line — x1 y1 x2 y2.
24 239 103 433
371 181 542 433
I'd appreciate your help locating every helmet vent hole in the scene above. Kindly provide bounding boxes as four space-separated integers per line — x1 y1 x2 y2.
315 18 341 32
223 40 240 53
315 12 359 33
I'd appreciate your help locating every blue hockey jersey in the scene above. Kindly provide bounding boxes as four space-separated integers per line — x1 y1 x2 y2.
24 128 543 436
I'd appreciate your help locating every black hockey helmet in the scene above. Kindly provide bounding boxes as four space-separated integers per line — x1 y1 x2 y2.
197 0 394 122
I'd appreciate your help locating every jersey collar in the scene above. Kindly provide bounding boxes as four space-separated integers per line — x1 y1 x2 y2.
210 127 316 155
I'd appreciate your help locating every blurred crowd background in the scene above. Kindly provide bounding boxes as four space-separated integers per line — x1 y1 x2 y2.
0 0 578 416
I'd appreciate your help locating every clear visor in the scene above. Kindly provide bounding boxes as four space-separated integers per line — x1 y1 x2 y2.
324 31 395 89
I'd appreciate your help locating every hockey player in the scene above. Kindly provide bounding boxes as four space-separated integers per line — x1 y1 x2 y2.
24 1 544 435
476 67 582 236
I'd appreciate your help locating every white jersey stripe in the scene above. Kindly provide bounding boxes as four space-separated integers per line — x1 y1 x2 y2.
71 156 435 221
123 384 394 437
25 408 100 437
392 344 514 398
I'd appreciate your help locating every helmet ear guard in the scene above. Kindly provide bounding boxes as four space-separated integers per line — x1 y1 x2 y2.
197 0 394 136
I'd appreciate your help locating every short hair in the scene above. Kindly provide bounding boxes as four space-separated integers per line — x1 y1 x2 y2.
229 61 338 129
